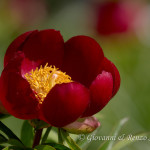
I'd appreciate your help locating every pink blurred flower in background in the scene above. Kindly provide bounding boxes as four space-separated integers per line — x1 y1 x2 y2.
133 4 150 46
9 0 48 27
94 0 145 36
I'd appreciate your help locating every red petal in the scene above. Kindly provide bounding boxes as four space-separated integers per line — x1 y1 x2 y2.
4 30 36 67
0 61 39 119
62 36 104 87
21 58 41 76
3 51 25 74
82 71 113 117
41 82 90 127
96 2 128 35
22 29 64 67
0 77 8 114
98 57 120 97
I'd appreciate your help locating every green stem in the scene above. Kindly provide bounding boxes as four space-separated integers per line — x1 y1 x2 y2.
41 127 52 144
32 128 43 148
61 129 81 150
58 128 63 144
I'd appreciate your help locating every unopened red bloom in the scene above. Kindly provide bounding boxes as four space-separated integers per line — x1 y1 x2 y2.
96 1 142 35
0 29 120 127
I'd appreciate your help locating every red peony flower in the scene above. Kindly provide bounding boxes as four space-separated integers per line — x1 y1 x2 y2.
96 1 142 35
0 29 120 127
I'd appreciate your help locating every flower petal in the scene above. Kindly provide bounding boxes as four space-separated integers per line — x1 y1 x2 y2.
82 71 113 117
96 1 129 35
4 30 36 67
21 58 41 76
98 57 120 97
0 59 39 119
41 82 90 127
0 77 8 114
22 29 64 67
62 36 104 87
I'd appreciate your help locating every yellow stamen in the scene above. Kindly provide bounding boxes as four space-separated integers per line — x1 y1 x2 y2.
25 63 72 104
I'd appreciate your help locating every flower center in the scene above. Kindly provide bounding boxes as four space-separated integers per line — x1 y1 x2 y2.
25 63 72 104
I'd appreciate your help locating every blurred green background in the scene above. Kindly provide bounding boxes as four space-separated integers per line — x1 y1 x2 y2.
0 0 150 149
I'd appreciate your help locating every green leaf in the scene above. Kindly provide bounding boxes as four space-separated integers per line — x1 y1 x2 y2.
111 132 150 150
0 121 24 146
0 133 8 143
7 139 25 147
2 146 34 150
0 114 10 120
0 135 24 147
60 129 81 150
58 128 64 144
35 145 56 150
2 146 23 150
48 143 71 150
41 127 52 144
0 145 5 150
21 120 34 147
98 117 129 150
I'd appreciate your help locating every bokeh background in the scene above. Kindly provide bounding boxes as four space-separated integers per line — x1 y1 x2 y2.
0 0 150 150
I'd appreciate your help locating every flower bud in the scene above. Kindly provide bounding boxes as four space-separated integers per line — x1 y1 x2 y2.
63 116 100 134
